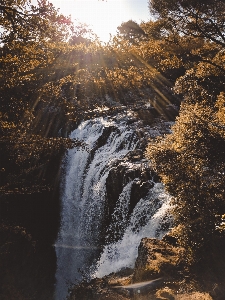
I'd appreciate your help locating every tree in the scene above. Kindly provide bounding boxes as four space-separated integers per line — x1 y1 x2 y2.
146 1 225 106
117 20 147 44
146 97 225 265
0 0 89 194
145 0 225 270
0 0 73 43
140 20 168 40
174 42 225 104
148 0 225 47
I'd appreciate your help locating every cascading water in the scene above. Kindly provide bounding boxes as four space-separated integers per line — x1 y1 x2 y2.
54 114 172 299
94 183 172 278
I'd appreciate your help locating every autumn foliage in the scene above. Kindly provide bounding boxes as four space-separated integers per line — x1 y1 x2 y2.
1 0 225 278
145 0 225 269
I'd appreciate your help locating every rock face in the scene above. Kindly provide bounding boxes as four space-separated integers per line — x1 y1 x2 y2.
133 238 184 282
90 125 118 160
105 150 159 234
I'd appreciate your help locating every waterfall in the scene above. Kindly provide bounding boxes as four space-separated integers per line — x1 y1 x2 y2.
54 115 172 299
93 183 171 278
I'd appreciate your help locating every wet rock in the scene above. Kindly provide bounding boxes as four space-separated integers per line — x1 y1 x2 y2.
90 125 118 159
105 157 158 236
129 180 154 215
155 287 175 300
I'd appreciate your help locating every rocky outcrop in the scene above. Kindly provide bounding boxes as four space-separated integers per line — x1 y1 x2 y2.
90 125 118 159
133 238 184 282
68 236 217 300
105 150 158 220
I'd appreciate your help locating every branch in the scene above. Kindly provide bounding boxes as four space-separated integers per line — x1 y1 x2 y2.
194 13 225 47
208 17 225 43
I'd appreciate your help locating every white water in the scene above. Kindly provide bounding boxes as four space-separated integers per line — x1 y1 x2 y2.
106 180 135 238
54 117 139 299
93 183 172 278
54 116 172 299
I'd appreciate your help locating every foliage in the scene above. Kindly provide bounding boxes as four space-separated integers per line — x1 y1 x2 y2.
146 96 225 262
145 0 225 267
0 0 92 194
146 0 225 98
148 0 225 47
0 0 176 195
174 44 225 104
1 0 225 296
0 0 73 44
117 20 147 44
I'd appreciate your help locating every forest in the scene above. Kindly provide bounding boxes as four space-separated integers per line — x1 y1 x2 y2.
0 0 225 299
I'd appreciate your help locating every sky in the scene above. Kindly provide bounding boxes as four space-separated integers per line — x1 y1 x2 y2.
44 0 151 43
